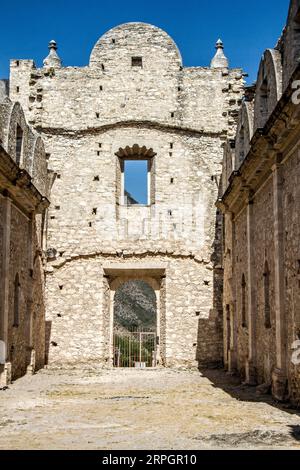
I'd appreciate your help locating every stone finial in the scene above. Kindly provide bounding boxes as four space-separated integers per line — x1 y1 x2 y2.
210 39 229 69
43 40 62 68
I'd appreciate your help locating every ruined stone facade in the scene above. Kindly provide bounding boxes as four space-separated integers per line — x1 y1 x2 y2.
219 0 300 406
6 23 244 369
0 91 49 385
2 1 299 410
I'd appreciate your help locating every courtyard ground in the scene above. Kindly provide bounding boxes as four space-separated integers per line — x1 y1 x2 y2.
0 367 300 450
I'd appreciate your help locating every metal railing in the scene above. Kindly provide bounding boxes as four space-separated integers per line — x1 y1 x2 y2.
113 327 157 368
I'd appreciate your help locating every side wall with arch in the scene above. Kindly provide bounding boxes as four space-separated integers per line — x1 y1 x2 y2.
235 101 254 167
281 0 300 91
253 49 282 132
0 99 49 197
0 97 49 385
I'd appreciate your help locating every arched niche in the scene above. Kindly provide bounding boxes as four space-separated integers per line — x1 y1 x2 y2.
235 101 254 167
31 136 48 196
103 264 166 367
6 102 29 168
111 276 160 368
253 49 282 132
0 97 12 148
114 279 157 329
115 144 157 207
282 0 300 90
221 140 235 196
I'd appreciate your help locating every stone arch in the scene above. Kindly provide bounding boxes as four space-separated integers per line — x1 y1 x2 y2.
110 276 160 325
0 97 12 148
31 136 48 196
89 22 183 71
113 279 157 329
221 140 235 195
115 143 156 159
103 264 166 367
115 143 157 207
282 0 300 90
254 49 283 132
110 275 161 368
235 101 254 167
6 102 30 168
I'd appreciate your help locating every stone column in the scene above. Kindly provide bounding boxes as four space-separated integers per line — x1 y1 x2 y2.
272 159 288 401
225 211 237 373
245 196 257 385
109 287 115 367
26 213 35 375
228 301 237 373
155 288 161 366
0 194 12 386
224 305 230 368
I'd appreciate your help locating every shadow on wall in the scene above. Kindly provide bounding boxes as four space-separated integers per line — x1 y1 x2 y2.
196 208 224 369
200 368 300 416
196 313 223 368
45 321 52 365
290 425 300 441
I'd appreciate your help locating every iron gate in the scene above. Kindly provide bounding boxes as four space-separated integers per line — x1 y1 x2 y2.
113 328 157 368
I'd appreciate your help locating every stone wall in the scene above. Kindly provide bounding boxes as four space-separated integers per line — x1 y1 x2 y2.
8 206 30 379
9 22 244 368
282 146 300 405
0 92 49 385
43 129 226 254
280 0 300 92
45 254 222 367
0 80 9 102
252 177 276 385
220 0 300 406
232 208 248 379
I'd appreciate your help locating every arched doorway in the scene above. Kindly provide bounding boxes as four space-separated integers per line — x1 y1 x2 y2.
113 280 157 368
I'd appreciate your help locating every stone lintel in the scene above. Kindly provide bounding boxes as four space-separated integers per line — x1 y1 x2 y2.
103 263 167 279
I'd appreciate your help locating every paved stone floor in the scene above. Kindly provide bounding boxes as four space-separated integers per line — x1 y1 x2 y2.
0 367 300 450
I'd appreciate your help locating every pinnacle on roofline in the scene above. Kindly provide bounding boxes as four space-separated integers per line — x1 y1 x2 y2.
211 38 229 69
43 40 62 68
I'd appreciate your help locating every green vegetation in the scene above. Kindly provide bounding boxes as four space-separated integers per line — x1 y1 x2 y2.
114 333 155 367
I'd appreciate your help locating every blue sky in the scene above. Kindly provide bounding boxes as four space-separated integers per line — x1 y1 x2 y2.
0 0 290 84
124 161 148 204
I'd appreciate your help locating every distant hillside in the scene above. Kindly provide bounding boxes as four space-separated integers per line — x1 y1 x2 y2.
114 280 156 331
125 190 138 205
